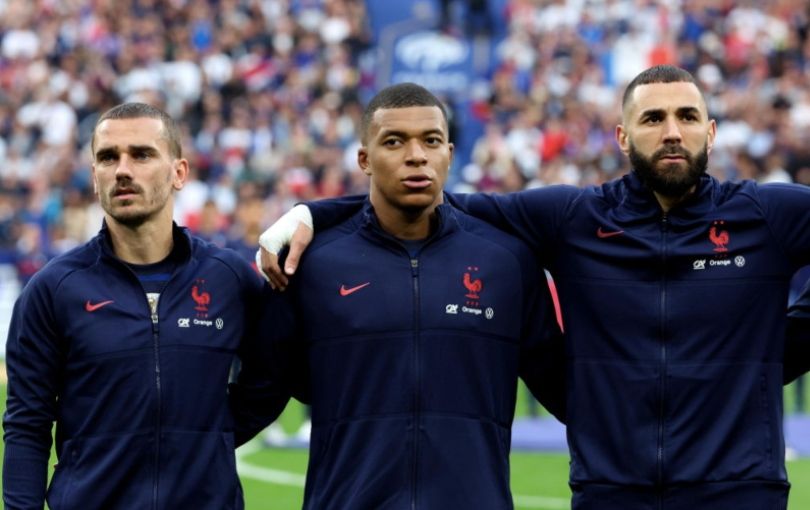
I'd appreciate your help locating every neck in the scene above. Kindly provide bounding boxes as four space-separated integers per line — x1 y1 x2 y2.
653 186 696 214
371 200 440 241
106 217 175 264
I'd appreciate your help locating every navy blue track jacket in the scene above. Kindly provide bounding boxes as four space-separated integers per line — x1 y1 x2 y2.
787 279 810 384
3 223 285 510
309 174 810 509
249 201 565 509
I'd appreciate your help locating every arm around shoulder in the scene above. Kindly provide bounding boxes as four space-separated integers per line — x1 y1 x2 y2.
447 186 577 256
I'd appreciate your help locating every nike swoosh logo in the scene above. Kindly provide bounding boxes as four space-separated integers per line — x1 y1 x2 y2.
597 227 624 239
85 300 114 312
339 282 371 296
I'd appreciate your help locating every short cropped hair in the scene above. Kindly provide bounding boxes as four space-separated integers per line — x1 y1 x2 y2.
621 65 704 113
360 83 448 143
91 103 182 159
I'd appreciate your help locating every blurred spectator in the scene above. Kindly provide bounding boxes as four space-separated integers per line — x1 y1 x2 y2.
187 198 229 248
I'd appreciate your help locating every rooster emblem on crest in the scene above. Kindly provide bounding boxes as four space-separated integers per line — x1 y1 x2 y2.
192 280 211 313
463 268 482 299
709 220 729 253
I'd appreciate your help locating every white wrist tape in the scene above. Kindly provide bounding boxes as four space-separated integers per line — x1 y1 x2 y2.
258 204 313 255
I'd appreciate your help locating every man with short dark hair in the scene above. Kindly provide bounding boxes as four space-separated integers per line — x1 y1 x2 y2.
241 83 564 509
3 103 286 509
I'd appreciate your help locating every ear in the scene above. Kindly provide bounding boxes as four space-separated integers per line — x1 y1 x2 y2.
448 142 454 162
615 124 630 155
172 158 189 190
91 164 99 196
706 118 717 154
357 146 371 176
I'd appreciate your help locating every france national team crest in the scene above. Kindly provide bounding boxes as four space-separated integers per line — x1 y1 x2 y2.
692 220 745 270
191 278 210 318
709 220 729 253
463 266 482 305
445 266 494 319
176 278 223 329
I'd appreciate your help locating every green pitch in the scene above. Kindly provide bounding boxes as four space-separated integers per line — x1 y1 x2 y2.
237 442 810 509
238 398 810 510
0 381 808 509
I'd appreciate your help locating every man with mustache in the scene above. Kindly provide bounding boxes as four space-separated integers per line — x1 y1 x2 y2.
3 103 286 509
257 65 810 509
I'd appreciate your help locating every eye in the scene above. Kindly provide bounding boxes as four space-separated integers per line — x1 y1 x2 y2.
96 153 117 164
132 150 151 160
425 136 443 146
642 114 662 124
382 138 402 147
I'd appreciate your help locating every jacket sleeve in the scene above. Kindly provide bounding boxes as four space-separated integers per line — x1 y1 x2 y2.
786 280 810 384
306 195 366 232
3 278 62 509
229 283 305 447
517 265 566 424
756 184 810 382
447 186 578 265
757 183 810 264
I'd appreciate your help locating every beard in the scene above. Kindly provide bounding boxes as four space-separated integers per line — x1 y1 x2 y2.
108 208 151 227
100 180 168 227
629 142 709 199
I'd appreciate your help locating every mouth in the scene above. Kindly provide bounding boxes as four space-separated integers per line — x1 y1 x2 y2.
656 151 689 166
402 174 432 190
112 187 140 200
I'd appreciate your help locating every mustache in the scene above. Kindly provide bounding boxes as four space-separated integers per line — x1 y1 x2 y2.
653 146 691 160
109 181 143 198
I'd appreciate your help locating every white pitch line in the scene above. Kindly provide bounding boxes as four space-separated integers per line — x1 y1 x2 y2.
236 441 306 487
236 442 571 508
513 495 571 509
236 440 264 458
236 462 306 487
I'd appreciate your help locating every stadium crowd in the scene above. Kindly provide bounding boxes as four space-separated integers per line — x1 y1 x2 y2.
1 0 810 280
1 3 810 416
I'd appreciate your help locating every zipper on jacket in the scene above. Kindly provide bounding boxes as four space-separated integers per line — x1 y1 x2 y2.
657 215 669 493
410 257 420 510
110 240 182 510
148 293 162 510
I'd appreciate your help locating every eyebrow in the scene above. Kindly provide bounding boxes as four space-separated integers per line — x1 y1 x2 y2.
94 144 159 159
94 147 118 159
379 128 446 139
640 106 701 119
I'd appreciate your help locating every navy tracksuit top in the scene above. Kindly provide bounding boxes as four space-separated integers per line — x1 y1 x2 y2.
787 280 810 384
455 173 810 509
3 223 274 510
259 202 565 509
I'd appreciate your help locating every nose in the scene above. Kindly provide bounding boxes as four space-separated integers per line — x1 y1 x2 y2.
404 139 428 166
114 154 134 179
662 117 683 144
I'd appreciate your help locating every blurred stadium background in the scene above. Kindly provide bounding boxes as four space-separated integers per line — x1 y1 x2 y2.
0 0 809 508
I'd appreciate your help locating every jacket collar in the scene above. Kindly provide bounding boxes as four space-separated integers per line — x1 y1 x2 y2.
97 220 193 264
617 172 718 226
357 194 460 244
